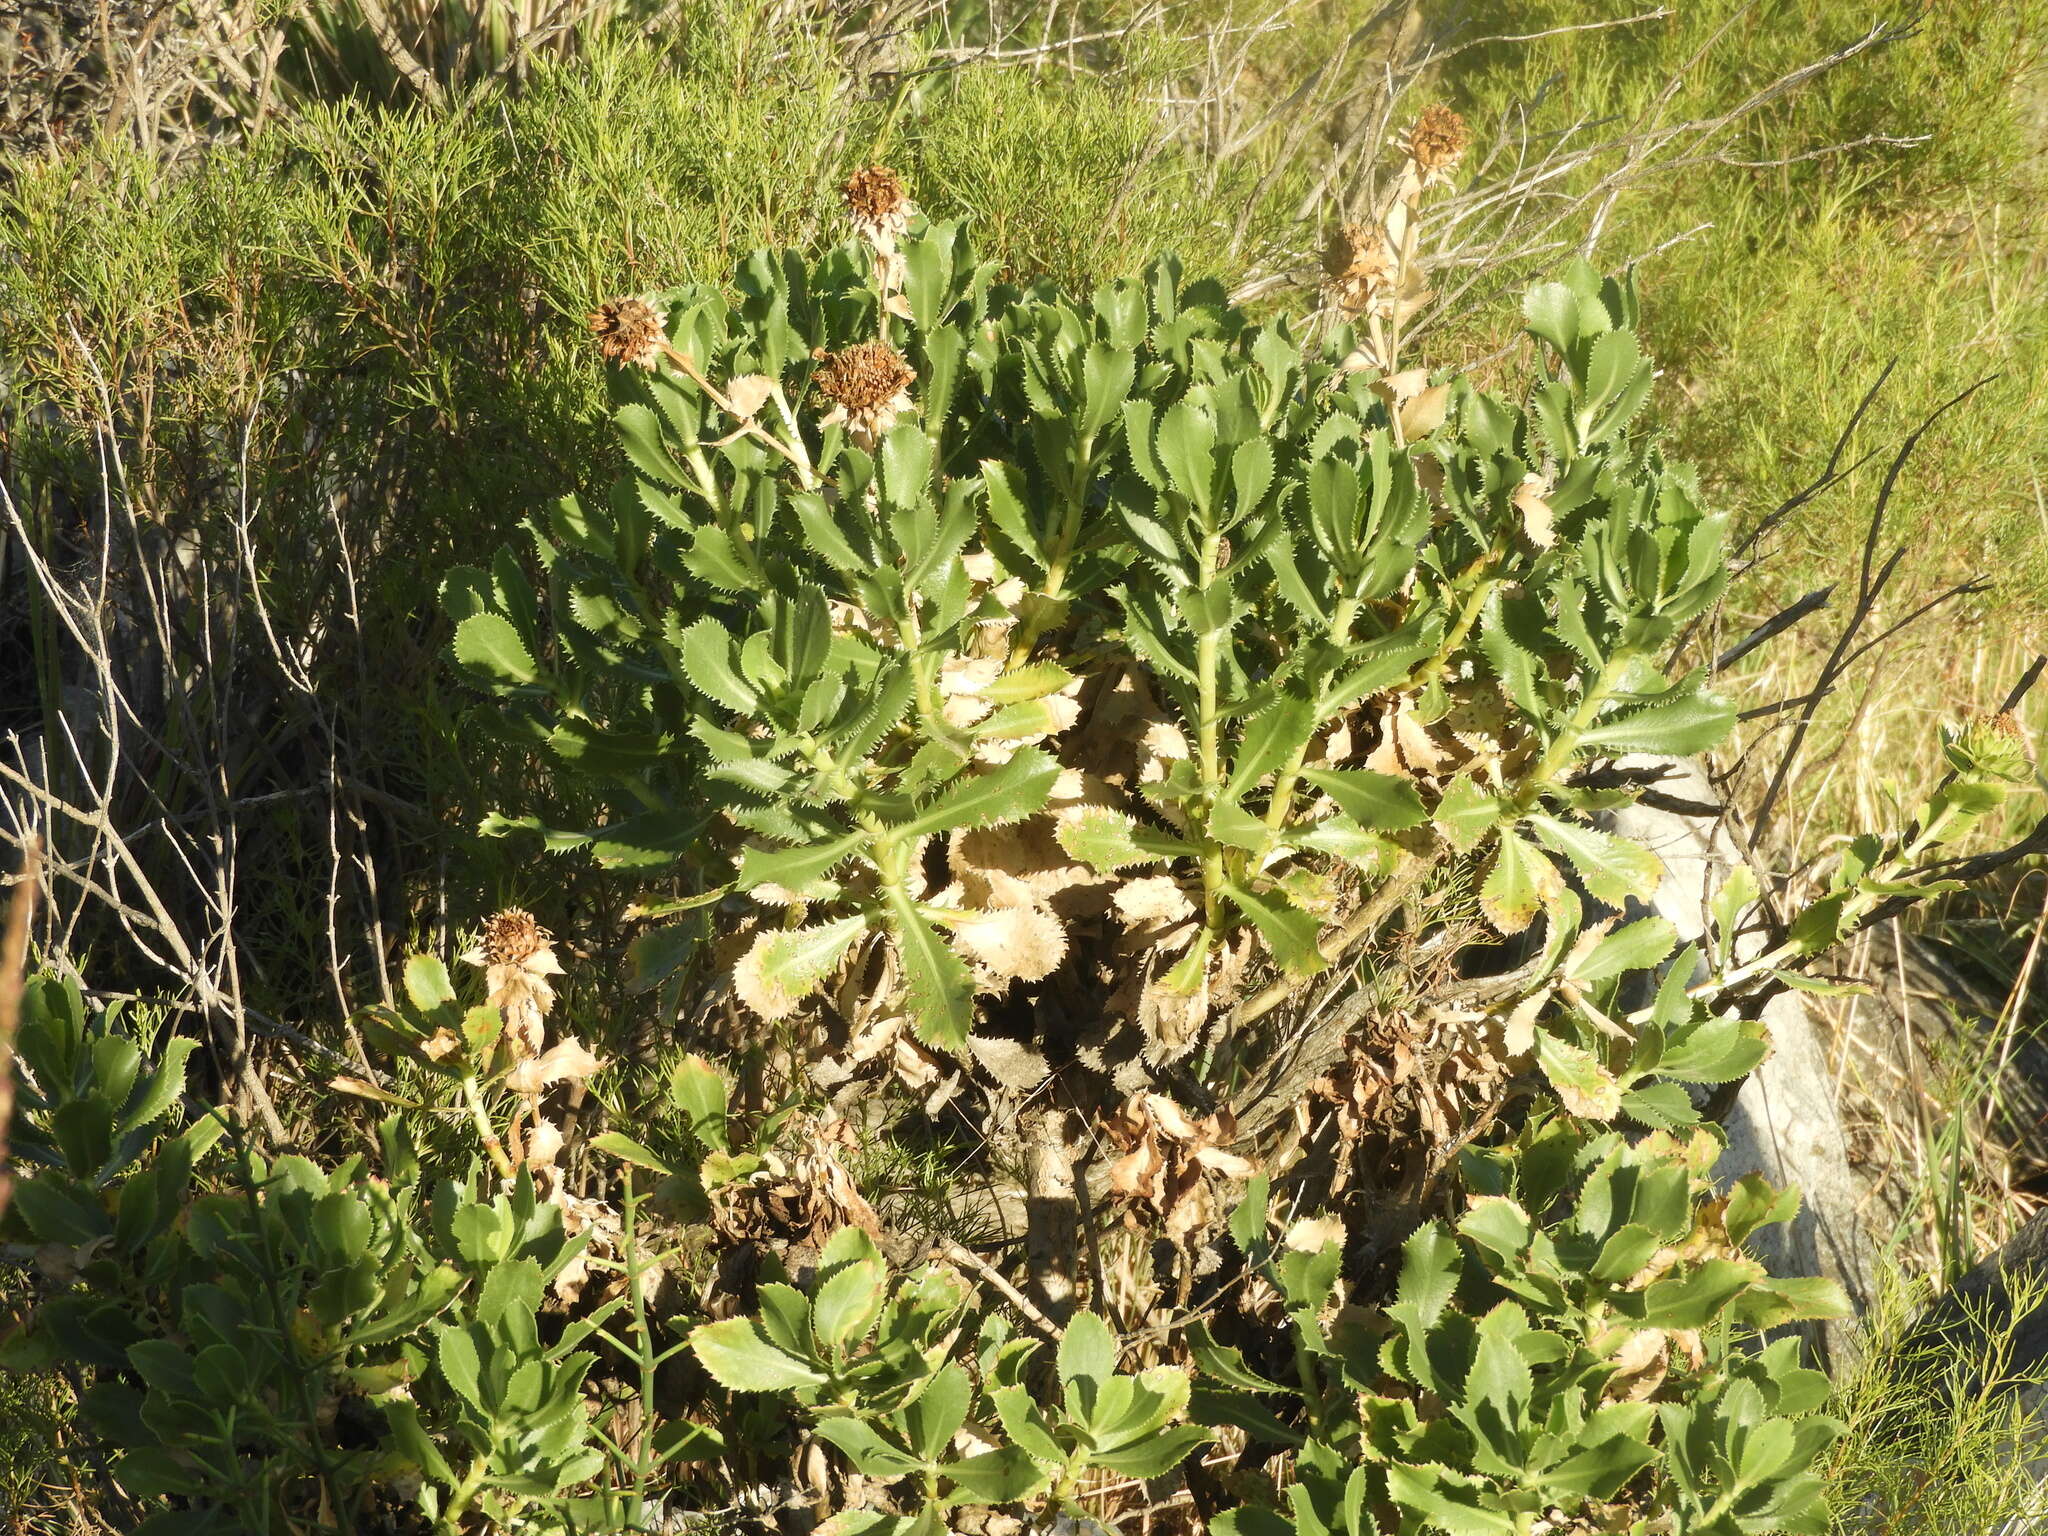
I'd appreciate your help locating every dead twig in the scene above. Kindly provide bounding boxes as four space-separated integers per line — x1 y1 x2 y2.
0 837 38 1226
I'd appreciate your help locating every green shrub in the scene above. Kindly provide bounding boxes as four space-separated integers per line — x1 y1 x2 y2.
0 966 1852 1533
0 7 1261 1025
444 177 2017 1108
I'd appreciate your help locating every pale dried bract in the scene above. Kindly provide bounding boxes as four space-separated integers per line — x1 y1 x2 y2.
462 908 563 1060
1322 221 1397 318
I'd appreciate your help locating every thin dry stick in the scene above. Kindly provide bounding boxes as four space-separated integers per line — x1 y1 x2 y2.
0 838 39 1226
933 1236 1063 1343
1236 857 1424 1026
1983 878 2048 1130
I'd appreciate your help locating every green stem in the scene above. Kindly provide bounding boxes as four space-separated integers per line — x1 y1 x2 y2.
1258 596 1363 853
898 606 944 729
1291 1320 1328 1438
1194 529 1227 931
1005 441 1094 668
1516 651 1631 812
684 445 728 519
440 1454 492 1531
1403 571 1499 698
623 1181 658 1516
460 1075 515 1180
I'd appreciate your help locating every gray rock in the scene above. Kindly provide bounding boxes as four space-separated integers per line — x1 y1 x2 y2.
1607 756 1870 1367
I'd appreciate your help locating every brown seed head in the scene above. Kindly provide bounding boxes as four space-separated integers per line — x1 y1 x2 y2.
815 340 915 414
842 164 909 228
588 298 664 369
841 164 915 261
1405 104 1469 180
480 908 552 967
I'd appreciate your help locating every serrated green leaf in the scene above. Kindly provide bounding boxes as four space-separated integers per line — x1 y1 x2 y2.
903 1363 972 1463
687 1319 826 1391
115 1039 198 1140
1523 283 1580 362
1091 1423 1210 1479
1055 807 1196 871
588 1132 679 1177
1536 1031 1622 1120
894 748 1058 840
1385 1462 1516 1535
625 924 698 996
885 887 973 1050
453 613 538 687
403 954 457 1016
1300 767 1427 831
613 401 691 487
1528 815 1662 909
736 831 866 892
979 662 1076 706
812 1257 887 1353
677 616 757 713
813 1416 924 1479
683 526 761 593
1580 682 1735 756
1434 774 1505 852
1480 833 1562 935
1567 917 1677 984
1223 883 1326 975
752 917 867 1011
1226 694 1316 802
945 1446 1049 1503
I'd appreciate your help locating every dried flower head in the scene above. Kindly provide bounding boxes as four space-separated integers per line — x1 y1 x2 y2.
841 164 914 253
1321 221 1397 317
588 297 665 370
813 340 916 449
1404 104 1469 184
461 908 563 1060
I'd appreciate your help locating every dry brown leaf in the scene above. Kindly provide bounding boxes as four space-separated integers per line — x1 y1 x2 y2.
967 1036 1052 1093
1113 875 1196 926
1373 365 1430 405
505 1037 606 1097
1108 1135 1166 1203
1363 695 1461 779
524 1116 565 1170
942 693 994 730
421 1028 464 1062
1605 1328 1670 1402
1285 1214 1347 1253
1503 991 1549 1059
1514 474 1557 550
725 374 776 421
1139 969 1210 1058
1194 1144 1257 1179
1165 1172 1214 1246
1398 382 1451 440
953 905 1068 982
940 656 1004 696
891 1034 944 1092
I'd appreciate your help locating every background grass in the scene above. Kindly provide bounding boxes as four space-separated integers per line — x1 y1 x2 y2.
1435 0 2048 855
